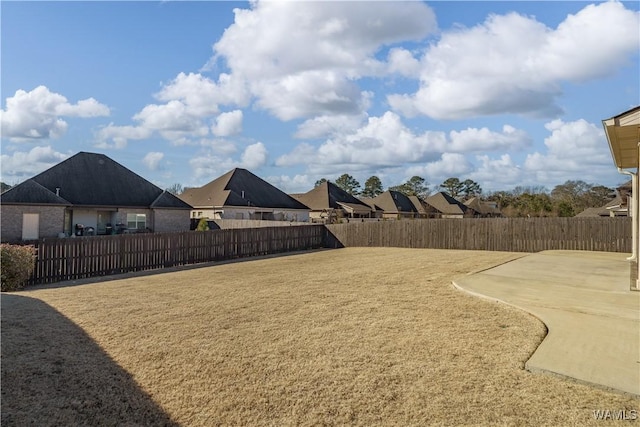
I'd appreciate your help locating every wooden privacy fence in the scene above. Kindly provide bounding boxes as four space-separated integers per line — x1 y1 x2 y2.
325 217 632 253
29 225 325 285
23 218 632 286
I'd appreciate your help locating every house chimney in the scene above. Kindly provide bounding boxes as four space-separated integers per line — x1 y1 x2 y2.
241 190 245 198
55 187 60 197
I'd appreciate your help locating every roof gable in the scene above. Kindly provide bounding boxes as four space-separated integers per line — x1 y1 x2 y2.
151 191 192 209
180 168 309 210
0 179 71 205
426 192 466 215
372 191 418 213
295 182 370 211
17 152 179 208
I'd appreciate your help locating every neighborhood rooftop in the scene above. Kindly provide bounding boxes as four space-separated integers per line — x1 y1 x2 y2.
179 168 309 210
1 152 190 209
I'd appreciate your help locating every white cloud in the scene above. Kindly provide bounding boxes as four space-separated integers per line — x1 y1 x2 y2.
198 138 237 155
142 152 164 171
315 112 444 168
240 142 268 169
96 72 247 148
278 111 529 177
406 153 473 180
523 118 614 186
156 72 249 116
468 154 523 191
447 125 531 152
387 47 421 78
275 143 316 167
265 174 312 194
189 154 232 182
211 110 243 137
188 142 268 183
212 1 437 120
133 100 199 132
252 71 368 121
1 145 70 181
95 124 152 149
389 1 640 119
1 86 110 141
294 113 366 140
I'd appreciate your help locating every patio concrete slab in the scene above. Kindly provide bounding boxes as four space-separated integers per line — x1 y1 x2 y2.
453 250 640 396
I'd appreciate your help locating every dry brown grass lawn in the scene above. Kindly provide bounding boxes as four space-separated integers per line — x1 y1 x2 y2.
2 248 638 426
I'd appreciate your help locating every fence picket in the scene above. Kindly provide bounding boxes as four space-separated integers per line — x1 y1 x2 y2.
26 225 325 285
326 218 632 254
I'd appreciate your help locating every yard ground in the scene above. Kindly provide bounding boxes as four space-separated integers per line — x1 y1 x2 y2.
2 248 638 426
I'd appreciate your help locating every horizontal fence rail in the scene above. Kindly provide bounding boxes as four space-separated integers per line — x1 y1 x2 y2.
28 225 325 285
325 218 632 253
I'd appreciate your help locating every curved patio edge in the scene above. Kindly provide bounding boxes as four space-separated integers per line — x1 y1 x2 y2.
452 250 640 396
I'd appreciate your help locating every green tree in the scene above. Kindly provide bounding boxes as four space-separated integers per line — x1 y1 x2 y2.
485 191 513 210
550 180 605 215
461 179 482 198
513 192 553 217
335 174 361 195
362 176 383 197
406 176 430 198
584 185 615 208
0 182 11 193
390 176 430 198
440 177 464 198
556 201 575 217
314 178 328 187
551 180 590 204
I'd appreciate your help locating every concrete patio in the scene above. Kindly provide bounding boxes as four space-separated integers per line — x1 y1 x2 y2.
453 250 640 396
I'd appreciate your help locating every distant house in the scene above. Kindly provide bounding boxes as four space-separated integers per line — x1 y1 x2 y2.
576 181 630 218
0 152 192 242
408 195 440 218
179 168 310 222
292 181 374 223
464 197 503 218
425 192 473 219
362 190 422 219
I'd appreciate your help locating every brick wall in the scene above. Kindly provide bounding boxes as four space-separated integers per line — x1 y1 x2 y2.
153 209 191 233
1 205 66 242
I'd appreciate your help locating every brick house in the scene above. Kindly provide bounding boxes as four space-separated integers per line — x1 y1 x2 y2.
291 181 374 223
1 152 192 242
179 168 310 223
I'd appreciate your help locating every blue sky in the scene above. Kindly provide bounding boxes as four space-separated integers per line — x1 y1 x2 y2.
2 1 639 195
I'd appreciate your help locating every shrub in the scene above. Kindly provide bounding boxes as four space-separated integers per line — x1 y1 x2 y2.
1 244 36 292
196 218 210 231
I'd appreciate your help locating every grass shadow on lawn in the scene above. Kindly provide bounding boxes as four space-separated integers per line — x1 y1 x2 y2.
1 294 177 427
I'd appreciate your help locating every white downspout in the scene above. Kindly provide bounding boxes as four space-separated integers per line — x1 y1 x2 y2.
618 167 637 261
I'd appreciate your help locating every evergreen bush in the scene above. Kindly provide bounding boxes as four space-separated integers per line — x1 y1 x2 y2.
1 244 36 292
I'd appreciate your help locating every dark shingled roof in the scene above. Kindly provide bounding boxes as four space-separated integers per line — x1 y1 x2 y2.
371 191 418 213
425 192 468 215
179 168 309 210
0 179 71 205
0 152 192 209
294 181 372 212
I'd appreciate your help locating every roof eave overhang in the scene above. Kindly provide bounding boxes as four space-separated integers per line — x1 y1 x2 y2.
602 108 640 169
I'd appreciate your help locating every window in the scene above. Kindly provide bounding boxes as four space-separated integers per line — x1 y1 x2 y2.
126 213 146 230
